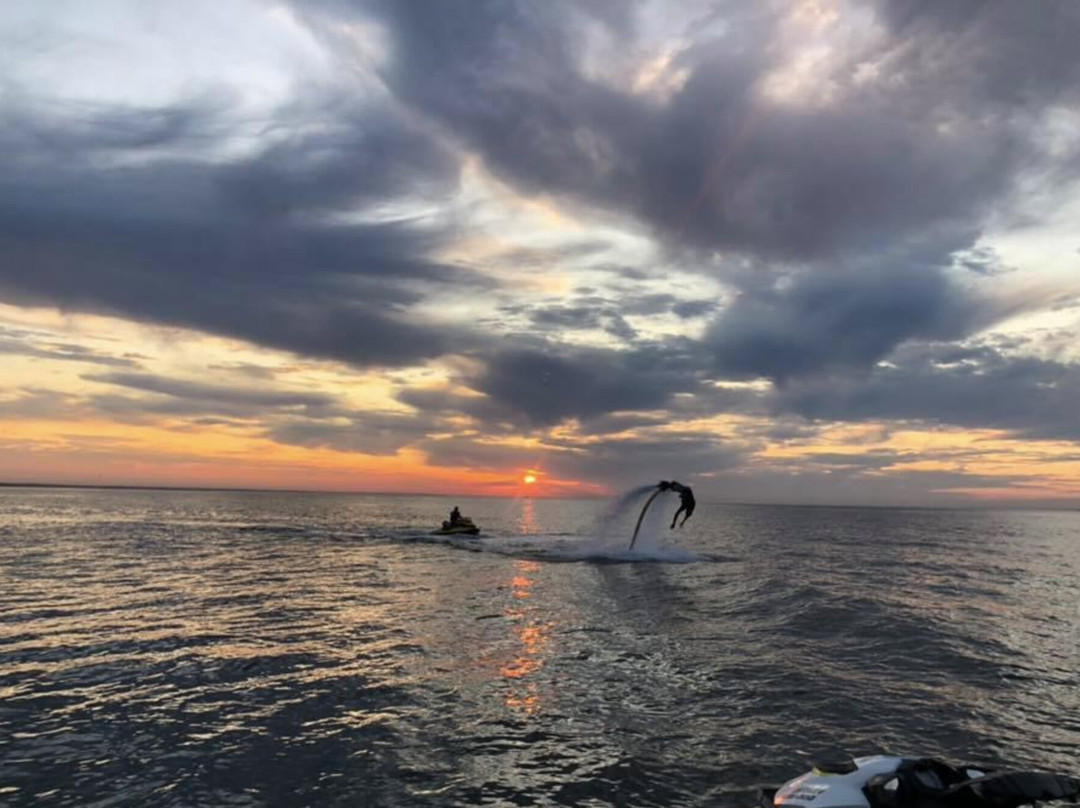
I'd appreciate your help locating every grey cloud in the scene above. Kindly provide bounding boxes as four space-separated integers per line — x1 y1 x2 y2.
800 451 907 471
523 293 717 342
0 388 78 419
530 306 605 331
616 294 678 316
397 338 760 436
85 372 337 412
396 336 717 433
0 91 487 369
305 0 1080 264
954 246 1014 277
206 362 281 380
414 435 547 473
775 343 1080 442
469 345 699 426
4 94 227 161
88 394 258 422
187 417 249 428
0 332 140 368
672 299 717 319
751 420 826 444
570 412 670 436
705 265 979 382
616 293 719 320
9 369 444 455
218 104 457 219
396 387 512 429
289 0 1080 403
529 305 639 342
875 1 1080 112
83 370 448 454
265 413 440 456
603 313 638 342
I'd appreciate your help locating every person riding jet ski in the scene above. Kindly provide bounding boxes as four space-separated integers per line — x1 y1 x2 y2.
758 752 1079 808
434 506 480 536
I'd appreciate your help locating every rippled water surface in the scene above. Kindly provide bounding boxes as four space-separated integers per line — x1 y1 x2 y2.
2 487 1078 807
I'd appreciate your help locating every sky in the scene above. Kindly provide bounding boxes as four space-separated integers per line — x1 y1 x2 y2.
1 0 1079 505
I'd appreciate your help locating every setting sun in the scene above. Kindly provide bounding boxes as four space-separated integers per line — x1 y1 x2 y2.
523 474 537 485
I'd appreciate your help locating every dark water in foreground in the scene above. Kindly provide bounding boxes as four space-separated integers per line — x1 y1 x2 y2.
1 488 1078 807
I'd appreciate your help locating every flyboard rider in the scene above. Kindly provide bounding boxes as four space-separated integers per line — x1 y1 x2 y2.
658 480 695 528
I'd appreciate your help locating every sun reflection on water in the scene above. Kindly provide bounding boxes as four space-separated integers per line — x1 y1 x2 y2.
500 560 552 716
518 498 538 534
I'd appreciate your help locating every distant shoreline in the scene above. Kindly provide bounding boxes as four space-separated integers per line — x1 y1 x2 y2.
1 481 1076 511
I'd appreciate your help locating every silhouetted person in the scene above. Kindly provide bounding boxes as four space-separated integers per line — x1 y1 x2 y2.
449 506 461 526
667 481 695 528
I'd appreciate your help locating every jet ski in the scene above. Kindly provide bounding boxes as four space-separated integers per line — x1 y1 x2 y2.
759 752 1079 808
433 516 480 536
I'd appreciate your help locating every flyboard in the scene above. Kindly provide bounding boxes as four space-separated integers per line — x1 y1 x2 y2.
628 487 665 550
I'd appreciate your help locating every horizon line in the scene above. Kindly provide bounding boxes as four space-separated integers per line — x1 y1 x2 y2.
2 481 1078 512
0 480 607 500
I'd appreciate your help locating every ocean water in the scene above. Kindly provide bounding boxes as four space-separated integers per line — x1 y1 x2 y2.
1 487 1078 807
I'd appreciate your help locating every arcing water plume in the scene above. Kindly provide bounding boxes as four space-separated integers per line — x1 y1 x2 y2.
589 482 678 555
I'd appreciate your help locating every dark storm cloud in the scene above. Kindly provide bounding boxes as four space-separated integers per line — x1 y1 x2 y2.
705 265 978 381
0 93 487 368
705 254 1078 383
282 0 1080 419
297 0 1080 263
469 344 700 426
875 1 1080 111
775 343 1080 442
393 335 721 434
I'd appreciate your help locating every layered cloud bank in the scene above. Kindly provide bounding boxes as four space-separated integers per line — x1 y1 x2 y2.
2 0 1079 503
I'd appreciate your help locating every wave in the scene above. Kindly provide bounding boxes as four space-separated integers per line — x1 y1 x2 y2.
424 532 708 563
